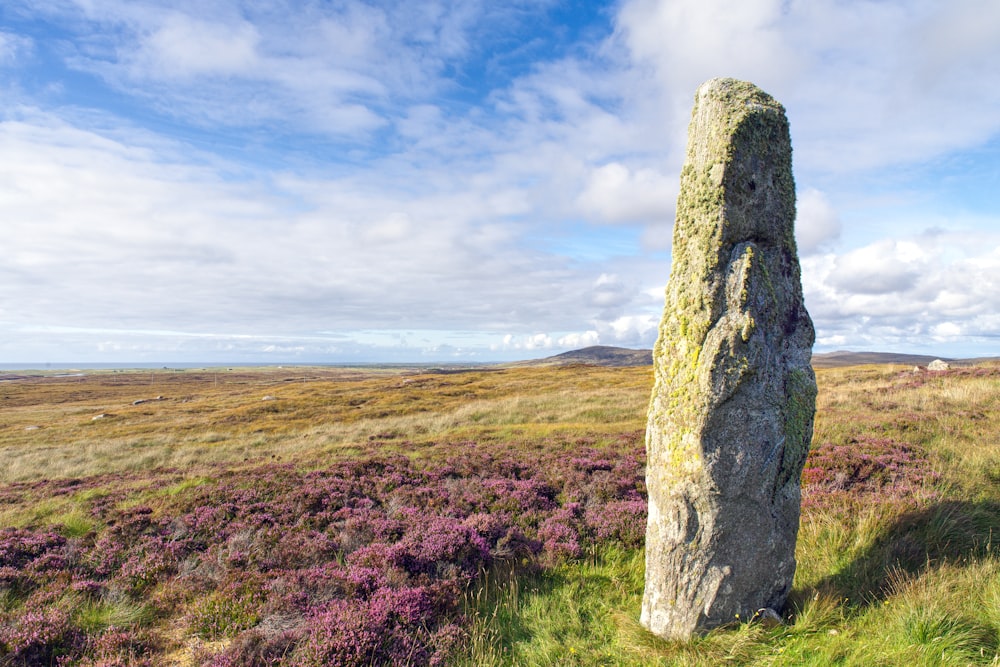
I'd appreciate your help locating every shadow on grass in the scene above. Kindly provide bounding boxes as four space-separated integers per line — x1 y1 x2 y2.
804 499 1000 608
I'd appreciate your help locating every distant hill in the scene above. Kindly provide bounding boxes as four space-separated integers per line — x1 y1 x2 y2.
522 347 996 369
523 346 653 367
811 351 958 368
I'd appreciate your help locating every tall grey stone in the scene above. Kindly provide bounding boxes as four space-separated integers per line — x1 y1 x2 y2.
641 78 816 640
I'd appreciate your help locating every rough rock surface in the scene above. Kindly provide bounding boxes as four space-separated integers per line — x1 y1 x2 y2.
641 78 816 640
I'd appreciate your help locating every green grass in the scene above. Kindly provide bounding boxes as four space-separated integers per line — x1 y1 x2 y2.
74 598 156 633
460 552 1000 666
461 547 648 666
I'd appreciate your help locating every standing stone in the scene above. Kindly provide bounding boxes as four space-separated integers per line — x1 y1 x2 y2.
641 78 816 640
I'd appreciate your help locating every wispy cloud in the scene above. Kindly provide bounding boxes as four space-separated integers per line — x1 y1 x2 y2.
0 30 32 66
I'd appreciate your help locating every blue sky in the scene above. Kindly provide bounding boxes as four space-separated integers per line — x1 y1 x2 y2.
1 0 998 364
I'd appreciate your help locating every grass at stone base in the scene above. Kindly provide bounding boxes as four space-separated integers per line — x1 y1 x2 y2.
456 363 1000 666
459 546 1000 666
462 552 1000 666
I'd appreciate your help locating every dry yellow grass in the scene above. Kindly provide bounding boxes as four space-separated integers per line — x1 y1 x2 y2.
812 362 1000 495
0 365 651 484
4 361 997 492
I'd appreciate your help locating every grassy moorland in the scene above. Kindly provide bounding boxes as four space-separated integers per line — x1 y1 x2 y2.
0 362 998 665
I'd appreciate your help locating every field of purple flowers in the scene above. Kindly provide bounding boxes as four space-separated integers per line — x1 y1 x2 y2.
1 428 944 665
801 435 940 513
1 434 646 666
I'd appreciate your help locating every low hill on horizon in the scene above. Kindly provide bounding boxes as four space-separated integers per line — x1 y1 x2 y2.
521 346 997 369
518 345 653 367
810 350 949 369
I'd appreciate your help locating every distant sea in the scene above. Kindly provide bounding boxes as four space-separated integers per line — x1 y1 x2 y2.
1 362 328 371
0 361 486 372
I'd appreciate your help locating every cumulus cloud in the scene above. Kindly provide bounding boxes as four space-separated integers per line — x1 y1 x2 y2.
616 0 798 93
576 162 675 223
500 333 554 351
803 232 1000 352
606 0 1000 355
557 330 600 349
596 314 659 348
829 241 924 295
497 318 659 355
588 273 633 313
795 188 841 254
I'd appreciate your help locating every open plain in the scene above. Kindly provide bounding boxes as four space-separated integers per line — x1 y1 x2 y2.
1 361 999 665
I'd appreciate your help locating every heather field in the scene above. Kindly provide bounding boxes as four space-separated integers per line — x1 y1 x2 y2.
1 363 999 665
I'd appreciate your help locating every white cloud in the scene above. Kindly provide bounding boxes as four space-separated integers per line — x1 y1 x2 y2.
912 0 1000 88
499 333 555 351
140 14 260 79
829 240 925 296
614 0 1000 173
616 0 798 94
795 188 841 254
931 322 962 341
588 272 632 312
598 314 658 348
0 107 665 357
498 328 628 354
363 213 413 244
42 1 442 134
0 32 32 66
557 330 600 349
803 232 1000 352
525 333 554 349
640 220 673 252
576 162 675 223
